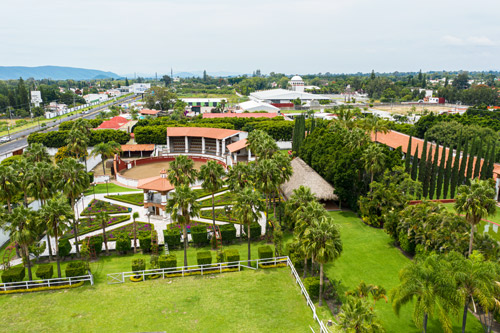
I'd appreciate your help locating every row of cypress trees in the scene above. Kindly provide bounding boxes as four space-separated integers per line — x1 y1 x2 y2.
292 114 316 153
405 134 496 199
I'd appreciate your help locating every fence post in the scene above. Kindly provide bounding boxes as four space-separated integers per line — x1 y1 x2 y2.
201 265 203 276
274 256 277 266
69 277 72 286
220 263 222 273
48 279 51 288
25 281 29 289
238 262 241 272
182 267 184 277
257 259 259 269
122 272 124 283
142 270 145 281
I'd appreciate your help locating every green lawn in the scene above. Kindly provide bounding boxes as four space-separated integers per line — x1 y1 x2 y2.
198 192 236 207
442 203 500 242
324 211 483 332
193 187 228 199
84 183 141 195
104 193 144 206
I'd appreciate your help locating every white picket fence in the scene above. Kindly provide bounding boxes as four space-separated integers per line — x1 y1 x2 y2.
0 271 93 292
106 256 330 332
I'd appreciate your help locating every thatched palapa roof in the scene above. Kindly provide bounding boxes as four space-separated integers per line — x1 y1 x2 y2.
281 157 337 201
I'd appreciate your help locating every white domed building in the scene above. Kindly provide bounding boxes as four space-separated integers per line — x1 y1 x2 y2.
289 75 305 92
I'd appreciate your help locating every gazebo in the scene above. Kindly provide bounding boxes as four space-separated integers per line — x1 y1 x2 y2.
137 169 174 217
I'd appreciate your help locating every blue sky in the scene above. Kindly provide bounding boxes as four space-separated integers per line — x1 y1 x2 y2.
0 0 499 75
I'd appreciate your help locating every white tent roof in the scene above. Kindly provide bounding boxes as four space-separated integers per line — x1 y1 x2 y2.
250 89 329 101
238 100 280 112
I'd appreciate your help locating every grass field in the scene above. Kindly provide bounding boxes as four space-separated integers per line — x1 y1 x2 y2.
83 183 141 195
324 211 483 332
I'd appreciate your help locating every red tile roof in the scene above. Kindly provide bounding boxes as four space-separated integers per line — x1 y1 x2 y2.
166 127 241 140
121 144 155 152
140 109 161 115
137 176 174 192
202 113 279 119
96 116 130 130
226 139 248 153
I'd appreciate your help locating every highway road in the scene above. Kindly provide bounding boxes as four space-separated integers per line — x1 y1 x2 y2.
0 94 139 155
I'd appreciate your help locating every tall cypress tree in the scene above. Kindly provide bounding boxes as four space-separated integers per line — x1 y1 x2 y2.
411 145 419 181
458 138 469 186
480 141 491 180
465 138 476 182
423 144 433 198
429 143 440 199
443 144 454 199
486 141 496 179
418 138 428 184
473 139 483 179
436 144 447 199
450 135 463 198
405 136 412 173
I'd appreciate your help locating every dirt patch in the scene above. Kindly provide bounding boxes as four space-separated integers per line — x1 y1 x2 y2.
120 160 207 180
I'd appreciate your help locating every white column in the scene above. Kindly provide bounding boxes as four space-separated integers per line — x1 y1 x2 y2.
216 139 220 156
166 137 170 153
222 139 226 157
248 148 251 161
162 194 168 217
202 137 205 154
143 191 148 204
185 136 189 153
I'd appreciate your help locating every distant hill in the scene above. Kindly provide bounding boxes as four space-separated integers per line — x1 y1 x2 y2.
0 66 121 80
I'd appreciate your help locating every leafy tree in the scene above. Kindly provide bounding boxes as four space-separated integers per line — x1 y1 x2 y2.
144 86 177 110
166 185 200 266
405 136 412 172
0 165 18 213
285 186 316 231
162 75 171 87
66 119 92 169
455 179 496 256
90 141 122 175
362 144 385 190
247 129 278 160
12 158 32 207
23 143 50 163
337 296 385 332
199 160 225 247
167 155 198 186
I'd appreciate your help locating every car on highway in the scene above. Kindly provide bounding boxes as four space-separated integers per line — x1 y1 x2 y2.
0 136 11 143
81 110 89 114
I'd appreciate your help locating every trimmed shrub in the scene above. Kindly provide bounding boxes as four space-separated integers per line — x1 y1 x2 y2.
58 238 72 258
132 259 146 272
304 277 320 299
196 251 212 266
89 235 103 255
116 234 132 254
398 231 415 255
65 261 86 277
139 233 152 253
35 264 54 280
224 249 240 263
159 254 177 269
220 224 236 244
249 222 261 240
258 246 273 260
191 225 209 246
2 266 25 283
164 229 181 249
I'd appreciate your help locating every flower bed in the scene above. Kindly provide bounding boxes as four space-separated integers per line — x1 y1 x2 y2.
61 215 130 239
193 187 228 199
105 194 144 206
198 192 236 207
167 221 212 233
199 208 237 223
81 199 131 216
106 222 153 240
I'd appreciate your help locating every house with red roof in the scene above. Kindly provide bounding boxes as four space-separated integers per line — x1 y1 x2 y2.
95 116 131 131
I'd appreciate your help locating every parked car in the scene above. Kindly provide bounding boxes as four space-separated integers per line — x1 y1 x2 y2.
0 136 11 143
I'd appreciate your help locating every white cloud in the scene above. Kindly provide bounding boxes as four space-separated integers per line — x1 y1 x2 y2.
442 35 465 45
467 36 496 46
442 35 496 47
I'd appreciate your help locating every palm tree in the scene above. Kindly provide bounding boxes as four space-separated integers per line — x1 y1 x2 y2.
90 141 122 175
0 165 18 213
132 211 139 253
40 195 73 277
247 130 277 160
255 158 280 226
66 128 90 170
455 178 496 256
227 162 252 192
12 158 32 207
390 254 460 333
285 186 316 229
337 296 385 332
57 158 90 257
330 106 361 130
1 206 41 280
302 216 342 306
233 186 263 265
199 160 225 248
361 115 389 142
23 143 50 163
362 144 385 190
166 185 200 267
167 155 198 187
96 212 110 255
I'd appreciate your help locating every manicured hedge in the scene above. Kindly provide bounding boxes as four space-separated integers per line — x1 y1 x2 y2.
159 254 177 269
191 225 209 246
219 224 236 244
304 277 320 299
398 231 415 254
58 238 72 258
65 261 86 277
139 233 152 253
249 222 261 240
163 229 181 249
27 129 130 148
89 235 103 255
58 119 103 131
2 266 25 283
116 234 132 254
132 259 146 272
35 264 53 280
258 246 273 259
224 249 240 263
197 251 212 266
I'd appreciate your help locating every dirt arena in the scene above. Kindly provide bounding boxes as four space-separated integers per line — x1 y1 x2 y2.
120 160 207 179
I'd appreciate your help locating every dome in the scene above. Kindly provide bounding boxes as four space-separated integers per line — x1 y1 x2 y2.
290 75 303 81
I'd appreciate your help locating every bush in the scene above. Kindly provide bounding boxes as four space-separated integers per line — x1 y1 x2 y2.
258 246 273 259
116 234 132 254
220 224 236 244
65 261 86 277
2 266 25 283
249 222 261 240
35 264 54 280
398 231 415 255
58 238 72 258
132 259 146 272
197 251 212 266
159 254 177 269
191 225 209 246
304 277 320 299
164 229 181 249
139 233 152 253
224 249 240 262
0 155 22 166
89 235 103 255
